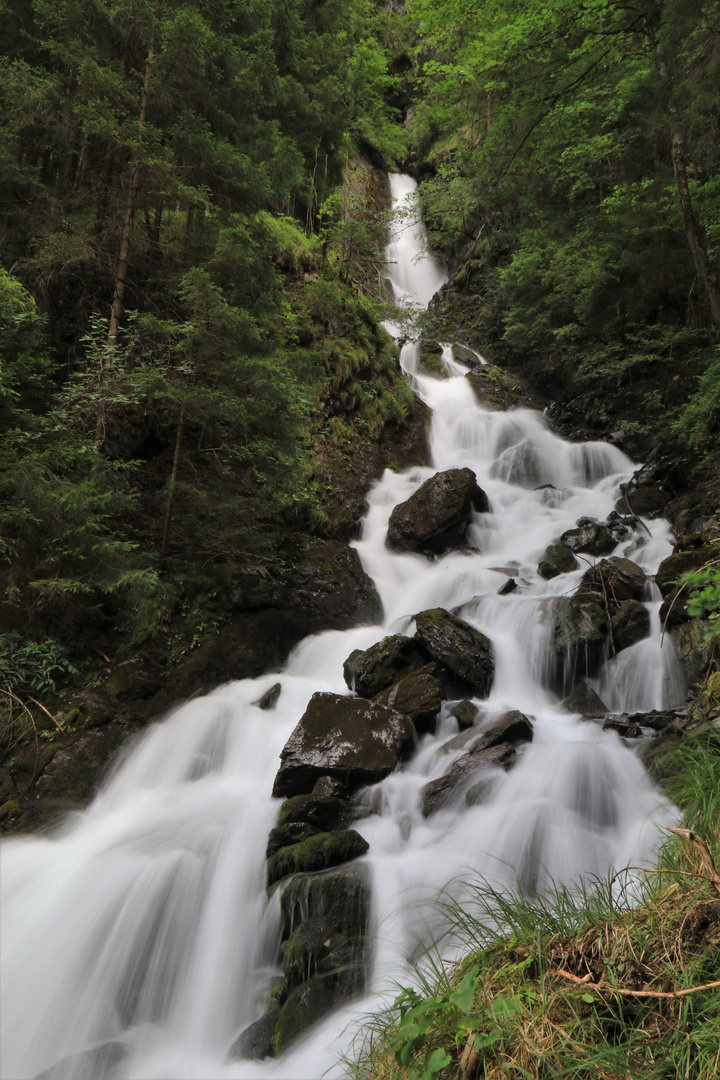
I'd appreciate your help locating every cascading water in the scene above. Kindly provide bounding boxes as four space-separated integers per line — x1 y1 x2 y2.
0 175 681 1080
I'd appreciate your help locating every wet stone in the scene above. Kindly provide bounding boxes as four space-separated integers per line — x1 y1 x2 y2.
227 1010 279 1061
387 468 489 556
343 634 428 698
538 543 577 579
414 608 494 697
421 742 517 817
611 599 651 653
255 683 282 710
561 520 616 556
372 668 442 734
267 829 369 888
266 821 321 859
443 711 533 754
447 699 481 730
561 684 608 716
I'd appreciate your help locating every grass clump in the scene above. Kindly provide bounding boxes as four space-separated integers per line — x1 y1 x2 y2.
352 735 720 1080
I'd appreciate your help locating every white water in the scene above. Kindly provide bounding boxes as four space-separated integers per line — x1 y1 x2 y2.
0 175 681 1080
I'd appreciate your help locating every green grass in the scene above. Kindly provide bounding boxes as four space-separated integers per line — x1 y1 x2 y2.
351 734 720 1080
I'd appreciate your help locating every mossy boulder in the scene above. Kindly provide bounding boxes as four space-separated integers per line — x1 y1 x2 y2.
551 597 608 688
443 711 533 755
451 343 481 368
416 338 449 378
465 364 539 411
414 608 494 697
267 829 369 888
272 693 414 798
421 742 517 816
280 863 370 941
611 599 651 652
277 794 356 831
560 683 609 715
561 519 616 556
343 634 428 697
387 468 489 556
447 699 481 730
228 1010 279 1061
282 914 365 998
580 557 646 605
266 821 321 859
372 667 442 734
272 975 350 1055
656 547 715 597
538 543 577 579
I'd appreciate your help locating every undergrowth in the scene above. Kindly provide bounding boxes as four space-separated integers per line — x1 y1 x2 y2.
351 734 720 1080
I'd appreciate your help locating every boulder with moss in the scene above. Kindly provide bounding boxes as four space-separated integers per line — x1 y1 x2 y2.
538 543 577 579
560 519 616 556
343 634 428 697
611 599 651 652
267 829 369 887
387 468 489 556
272 693 414 797
414 608 494 697
372 667 442 733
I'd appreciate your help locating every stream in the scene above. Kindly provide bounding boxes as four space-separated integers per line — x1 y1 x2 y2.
0 174 683 1080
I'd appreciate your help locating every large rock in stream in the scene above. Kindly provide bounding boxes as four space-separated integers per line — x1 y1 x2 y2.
272 693 414 797
387 468 489 556
343 634 428 697
414 608 494 696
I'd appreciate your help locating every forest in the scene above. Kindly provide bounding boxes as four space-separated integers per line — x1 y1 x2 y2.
2 0 720 1077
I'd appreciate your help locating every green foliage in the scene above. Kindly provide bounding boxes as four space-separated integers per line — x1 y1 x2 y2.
0 632 77 695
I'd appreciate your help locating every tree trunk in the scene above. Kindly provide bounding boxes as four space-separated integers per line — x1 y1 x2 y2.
161 396 186 569
671 128 720 329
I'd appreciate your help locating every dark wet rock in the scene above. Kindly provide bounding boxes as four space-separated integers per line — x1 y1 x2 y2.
414 608 494 697
498 578 518 595
311 775 348 799
452 343 481 368
421 742 517 816
447 699 481 730
387 468 489 556
372 668 442 734
280 863 370 942
659 588 692 629
416 338 449 378
33 1041 128 1080
491 439 543 488
580 556 647 604
277 794 356 832
538 543 577 579
604 511 634 543
272 693 414 798
267 976 288 1009
602 718 641 738
267 830 369 888
255 683 282 710
443 711 533 754
465 364 541 411
272 974 353 1055
625 709 686 731
66 689 117 727
343 634 428 697
465 776 500 807
267 822 321 859
283 915 340 990
616 482 667 519
552 597 608 686
228 1010 279 1061
561 520 616 556
560 684 608 716
611 600 650 652
656 548 715 597
671 620 712 687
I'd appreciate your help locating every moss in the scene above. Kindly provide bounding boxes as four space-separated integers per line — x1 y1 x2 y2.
267 829 369 887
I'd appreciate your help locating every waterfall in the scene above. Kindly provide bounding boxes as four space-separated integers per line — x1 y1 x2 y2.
0 175 679 1080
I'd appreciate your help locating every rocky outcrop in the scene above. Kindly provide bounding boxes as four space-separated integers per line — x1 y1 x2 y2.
551 597 608 689
538 543 577 579
451 343 481 368
611 599 651 652
560 683 608 715
267 829 369 887
560 519 617 556
579 556 647 604
442 711 533 755
387 468 489 556
416 338 449 378
414 608 494 696
272 693 414 798
421 742 516 816
465 364 542 411
372 668 442 734
343 634 428 697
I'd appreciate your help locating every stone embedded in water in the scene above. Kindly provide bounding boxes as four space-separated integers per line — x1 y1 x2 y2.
560 683 609 716
448 699 481 729
451 343 481 368
227 1010 279 1061
272 693 414 797
267 829 369 888
414 608 494 697
32 1041 128 1080
255 682 282 710
580 556 646 603
551 596 608 687
272 974 350 1056
372 667 442 734
277 794 355 831
443 710 533 754
386 468 489 556
610 599 651 652
602 718 642 738
421 741 517 816
280 863 370 942
465 776 499 807
538 543 577 579
282 914 340 990
416 337 450 378
343 634 428 697
561 520 616 556
266 821 321 859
